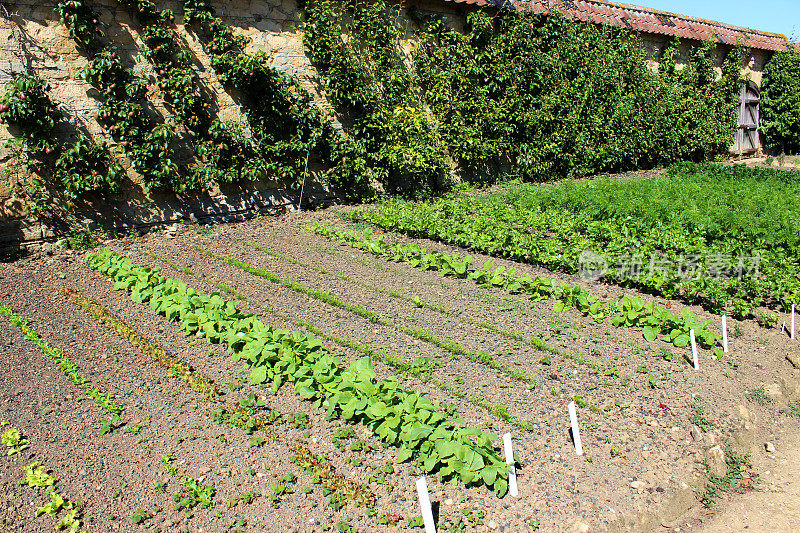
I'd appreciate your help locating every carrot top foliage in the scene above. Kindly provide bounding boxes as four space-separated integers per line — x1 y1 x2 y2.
354 162 800 318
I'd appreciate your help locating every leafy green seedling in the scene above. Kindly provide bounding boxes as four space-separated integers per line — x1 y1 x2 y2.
56 509 81 532
36 492 71 516
131 509 150 524
289 412 310 429
20 462 58 488
2 427 29 455
99 419 117 435
239 491 260 504
333 427 356 439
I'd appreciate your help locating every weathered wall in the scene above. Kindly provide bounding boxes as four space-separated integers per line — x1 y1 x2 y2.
638 33 771 87
0 0 772 252
0 0 471 252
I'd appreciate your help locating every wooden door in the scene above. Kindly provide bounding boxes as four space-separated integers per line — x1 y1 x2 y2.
733 81 760 154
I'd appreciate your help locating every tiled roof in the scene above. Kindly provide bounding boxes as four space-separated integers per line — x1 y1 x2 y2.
448 0 793 52
443 0 508 6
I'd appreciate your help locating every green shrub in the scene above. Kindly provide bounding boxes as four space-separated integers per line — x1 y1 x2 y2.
762 49 800 154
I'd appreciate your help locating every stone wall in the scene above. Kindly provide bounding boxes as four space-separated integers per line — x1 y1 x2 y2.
0 0 773 252
0 0 473 253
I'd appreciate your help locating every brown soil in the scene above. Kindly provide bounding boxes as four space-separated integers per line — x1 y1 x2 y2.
1 208 799 532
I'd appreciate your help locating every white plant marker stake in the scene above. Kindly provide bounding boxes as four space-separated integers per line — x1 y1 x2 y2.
416 477 436 533
792 304 796 340
502 432 518 497
722 315 728 354
690 329 699 370
568 401 583 456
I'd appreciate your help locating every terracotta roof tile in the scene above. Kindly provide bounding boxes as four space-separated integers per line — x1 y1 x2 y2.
442 0 501 6
512 0 791 51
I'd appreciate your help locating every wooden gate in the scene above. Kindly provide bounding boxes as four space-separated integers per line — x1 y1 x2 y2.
732 81 760 154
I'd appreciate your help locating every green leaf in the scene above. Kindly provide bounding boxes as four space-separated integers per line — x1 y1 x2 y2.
643 325 659 342
250 366 267 385
673 333 690 348
482 466 498 485
397 447 414 463
494 476 509 497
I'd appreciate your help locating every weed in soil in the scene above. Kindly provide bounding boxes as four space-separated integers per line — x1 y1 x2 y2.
746 386 773 406
690 402 714 432
699 451 754 507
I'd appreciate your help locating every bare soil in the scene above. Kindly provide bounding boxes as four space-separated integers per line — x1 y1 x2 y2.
1 208 799 532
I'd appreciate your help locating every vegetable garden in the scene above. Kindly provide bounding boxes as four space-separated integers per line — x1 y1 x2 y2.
3 163 800 531
2 0 800 530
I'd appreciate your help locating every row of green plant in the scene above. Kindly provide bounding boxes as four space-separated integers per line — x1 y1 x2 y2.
87 247 512 496
2 422 86 532
307 222 722 354
64 280 380 518
191 242 538 388
200 231 700 405
0 305 124 417
0 74 122 213
242 236 450 315
351 161 800 318
194 229 702 399
235 230 574 359
147 247 537 431
762 48 800 154
303 1 745 192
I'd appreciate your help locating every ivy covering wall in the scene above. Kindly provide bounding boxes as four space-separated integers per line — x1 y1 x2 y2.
2 0 750 210
303 2 746 189
761 49 800 154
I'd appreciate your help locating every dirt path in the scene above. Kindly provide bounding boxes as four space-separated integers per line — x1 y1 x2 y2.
699 426 800 533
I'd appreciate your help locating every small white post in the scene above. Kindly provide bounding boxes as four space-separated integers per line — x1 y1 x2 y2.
568 401 583 456
722 315 728 354
416 477 436 533
792 304 796 340
502 432 518 497
690 329 699 370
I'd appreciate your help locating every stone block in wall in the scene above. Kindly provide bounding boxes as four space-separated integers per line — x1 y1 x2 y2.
250 1 271 18
254 20 283 34
0 220 42 244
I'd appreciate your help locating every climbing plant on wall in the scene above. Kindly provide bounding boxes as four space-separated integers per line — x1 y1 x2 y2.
761 48 800 154
59 0 183 192
411 9 745 181
123 0 261 187
183 0 371 197
0 74 122 215
302 0 449 197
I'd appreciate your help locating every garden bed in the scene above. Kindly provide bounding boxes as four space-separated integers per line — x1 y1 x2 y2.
1 184 799 531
